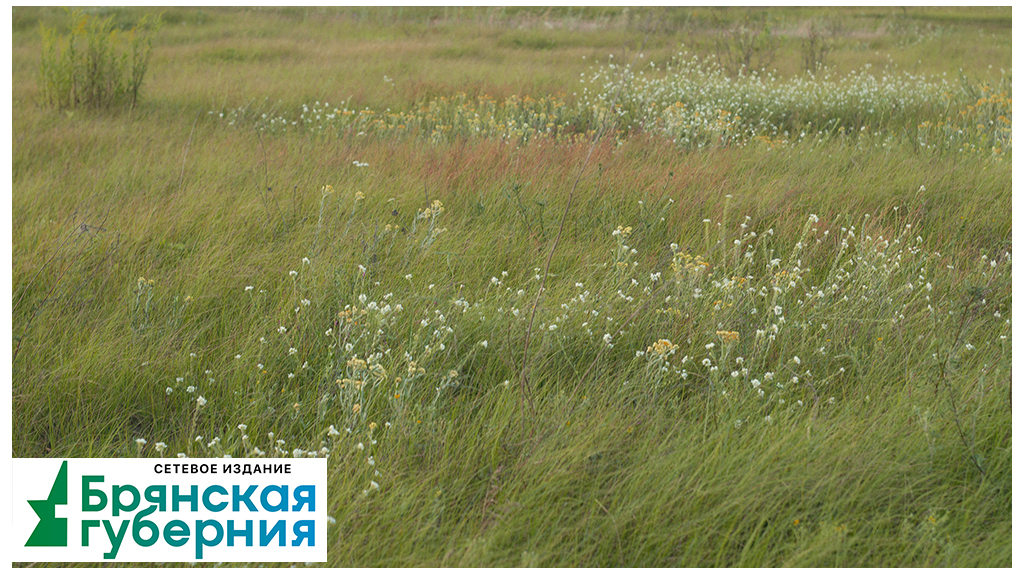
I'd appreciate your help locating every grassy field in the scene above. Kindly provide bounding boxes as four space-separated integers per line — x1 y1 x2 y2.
11 6 1011 567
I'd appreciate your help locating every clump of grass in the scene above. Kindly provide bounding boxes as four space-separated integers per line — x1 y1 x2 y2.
38 8 161 111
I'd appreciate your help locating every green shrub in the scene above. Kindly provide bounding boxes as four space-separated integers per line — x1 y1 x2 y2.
38 9 161 111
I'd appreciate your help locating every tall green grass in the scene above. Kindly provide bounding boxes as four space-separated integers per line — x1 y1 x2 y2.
11 6 1010 567
37 9 160 111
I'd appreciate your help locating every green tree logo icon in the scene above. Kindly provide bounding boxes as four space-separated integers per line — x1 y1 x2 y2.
25 460 68 547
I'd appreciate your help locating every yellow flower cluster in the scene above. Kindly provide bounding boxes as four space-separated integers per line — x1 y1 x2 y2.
338 378 366 390
647 338 679 356
716 330 740 344
672 253 711 277
420 200 445 219
369 363 387 382
338 308 368 325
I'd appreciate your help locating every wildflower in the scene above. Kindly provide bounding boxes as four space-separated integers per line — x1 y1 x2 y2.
289 270 298 278
165 387 173 395
196 396 207 407
135 438 147 447
647 339 678 356
302 257 310 265
716 331 739 344
186 386 196 393
154 442 167 454
353 404 361 414
480 340 488 348
288 347 298 355
245 285 254 292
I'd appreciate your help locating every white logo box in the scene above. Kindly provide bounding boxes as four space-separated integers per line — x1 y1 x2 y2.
13 458 327 563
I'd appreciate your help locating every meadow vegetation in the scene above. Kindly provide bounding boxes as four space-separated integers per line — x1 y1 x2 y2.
11 6 1011 567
